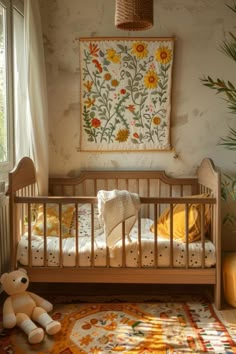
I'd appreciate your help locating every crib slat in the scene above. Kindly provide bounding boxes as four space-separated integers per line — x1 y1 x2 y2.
185 204 189 269
201 204 206 268
43 203 47 267
91 204 95 267
59 204 63 267
122 221 126 267
169 204 174 268
138 213 142 268
154 203 158 268
106 246 110 268
74 203 79 267
28 203 32 267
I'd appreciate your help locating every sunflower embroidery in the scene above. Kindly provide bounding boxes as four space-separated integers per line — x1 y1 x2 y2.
155 46 172 64
131 42 148 59
144 70 159 89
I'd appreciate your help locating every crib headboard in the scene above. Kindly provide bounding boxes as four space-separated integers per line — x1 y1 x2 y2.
49 170 199 198
8 157 220 202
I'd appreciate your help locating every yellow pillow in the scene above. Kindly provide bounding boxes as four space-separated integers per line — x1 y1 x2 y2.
150 194 211 242
32 204 75 238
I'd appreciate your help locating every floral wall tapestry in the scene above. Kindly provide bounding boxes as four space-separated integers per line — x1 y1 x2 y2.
79 37 174 152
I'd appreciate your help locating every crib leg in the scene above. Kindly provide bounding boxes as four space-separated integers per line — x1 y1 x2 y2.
214 283 221 310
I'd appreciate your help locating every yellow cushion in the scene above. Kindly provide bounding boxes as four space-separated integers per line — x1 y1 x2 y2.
150 194 211 242
32 204 75 238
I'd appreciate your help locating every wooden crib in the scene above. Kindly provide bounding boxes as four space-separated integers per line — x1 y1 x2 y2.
7 157 221 308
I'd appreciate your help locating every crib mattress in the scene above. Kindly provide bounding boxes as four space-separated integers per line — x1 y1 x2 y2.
17 218 216 268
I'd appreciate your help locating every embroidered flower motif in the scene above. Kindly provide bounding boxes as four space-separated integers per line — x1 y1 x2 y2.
106 48 121 63
126 105 135 113
92 59 102 73
111 79 119 87
84 97 96 108
115 129 129 142
155 46 172 64
152 116 161 126
132 42 148 59
104 73 111 81
91 118 101 128
89 43 99 57
144 70 159 89
83 80 93 92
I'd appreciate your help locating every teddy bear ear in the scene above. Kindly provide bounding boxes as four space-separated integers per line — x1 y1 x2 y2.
0 273 7 284
18 268 27 274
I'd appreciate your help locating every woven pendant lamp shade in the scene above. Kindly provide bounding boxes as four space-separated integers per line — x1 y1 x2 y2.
115 0 153 31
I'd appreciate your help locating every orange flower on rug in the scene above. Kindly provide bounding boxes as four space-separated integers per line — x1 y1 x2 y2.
0 300 236 353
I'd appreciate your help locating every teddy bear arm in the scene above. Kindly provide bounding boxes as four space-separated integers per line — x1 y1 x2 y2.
3 297 17 328
28 292 53 312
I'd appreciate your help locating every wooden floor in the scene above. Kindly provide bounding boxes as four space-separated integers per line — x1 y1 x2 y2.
219 306 236 325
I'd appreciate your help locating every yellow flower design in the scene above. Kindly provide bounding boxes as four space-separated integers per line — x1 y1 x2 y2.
84 97 96 108
155 46 172 64
152 116 161 126
111 79 119 87
144 70 159 89
131 42 148 59
83 80 93 92
115 129 129 142
106 48 121 63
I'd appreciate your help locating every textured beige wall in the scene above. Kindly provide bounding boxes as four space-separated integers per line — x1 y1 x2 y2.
39 0 236 178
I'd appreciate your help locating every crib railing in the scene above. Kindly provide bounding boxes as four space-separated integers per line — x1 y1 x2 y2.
13 195 216 270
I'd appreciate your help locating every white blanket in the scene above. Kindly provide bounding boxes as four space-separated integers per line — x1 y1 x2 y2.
97 189 141 248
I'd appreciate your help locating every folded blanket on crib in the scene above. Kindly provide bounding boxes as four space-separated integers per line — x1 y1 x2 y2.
97 189 141 248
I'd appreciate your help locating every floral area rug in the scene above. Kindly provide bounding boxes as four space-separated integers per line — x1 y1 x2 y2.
0 299 236 353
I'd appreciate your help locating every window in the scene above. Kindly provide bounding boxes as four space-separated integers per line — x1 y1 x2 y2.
0 0 24 182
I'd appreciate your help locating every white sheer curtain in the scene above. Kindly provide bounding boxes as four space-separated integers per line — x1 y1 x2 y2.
14 5 27 163
14 0 48 194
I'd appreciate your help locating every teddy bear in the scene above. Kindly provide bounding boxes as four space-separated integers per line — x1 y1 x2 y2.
0 268 61 344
